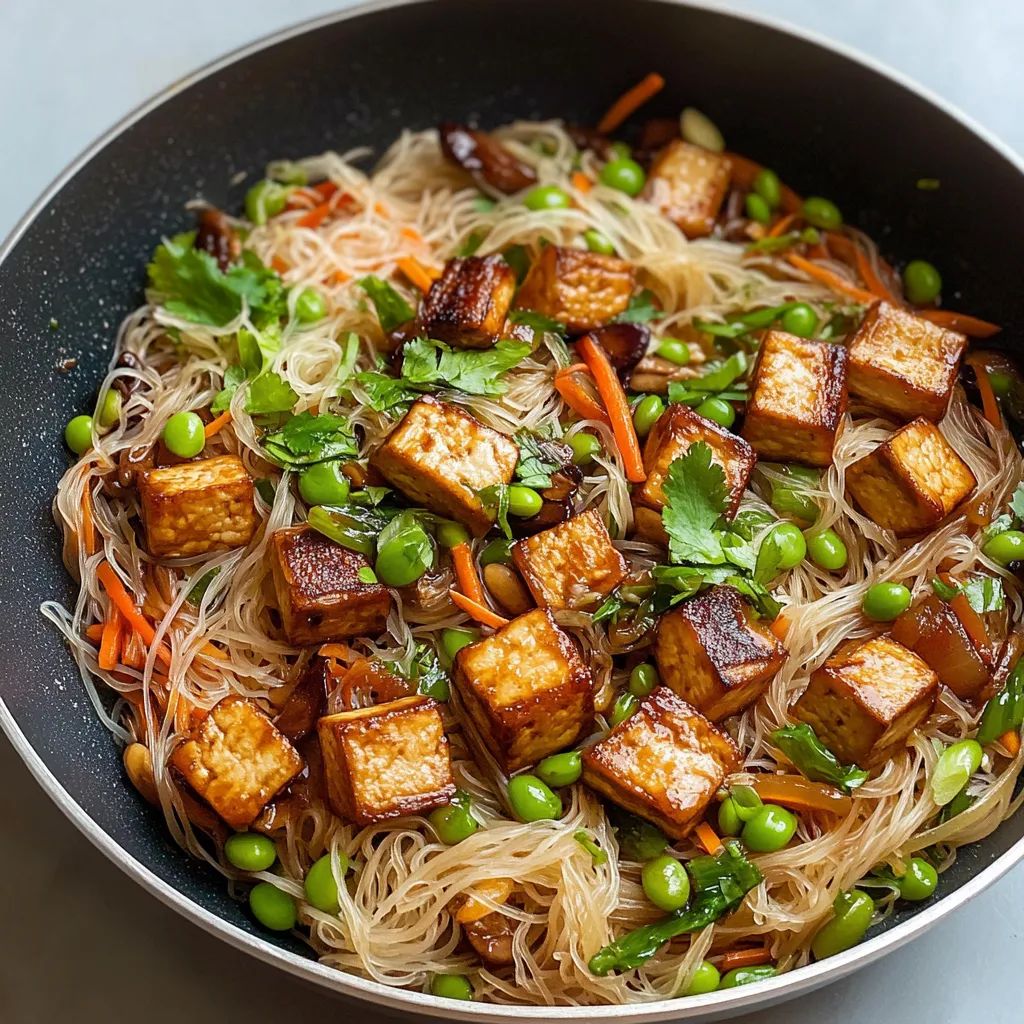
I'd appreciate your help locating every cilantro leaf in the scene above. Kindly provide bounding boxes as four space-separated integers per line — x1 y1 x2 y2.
391 643 451 702
358 275 415 333
507 308 569 339
261 410 358 468
245 371 298 415
613 288 664 324
211 364 245 414
355 371 423 413
1011 482 1024 522
147 234 286 326
357 566 378 584
435 340 531 395
931 575 1004 614
476 483 512 538
336 331 361 393
727 575 783 619
237 324 282 377
661 444 729 565
514 431 562 489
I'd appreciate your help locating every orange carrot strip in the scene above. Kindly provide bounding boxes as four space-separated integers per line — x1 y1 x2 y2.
313 181 339 201
297 201 336 229
577 335 645 483
726 153 803 214
770 612 789 643
96 562 172 667
854 244 897 303
81 485 97 556
396 255 440 293
751 775 852 816
455 878 515 924
719 947 773 971
197 642 229 662
1000 729 1021 756
939 572 991 655
767 212 798 238
271 255 290 274
786 254 878 305
554 365 611 423
318 643 352 661
98 608 123 670
572 172 592 194
964 354 1002 429
694 821 723 855
331 269 351 285
86 623 104 643
204 409 232 438
449 589 509 629
919 309 1001 338
597 73 665 134
400 226 424 244
451 543 485 605
121 629 147 670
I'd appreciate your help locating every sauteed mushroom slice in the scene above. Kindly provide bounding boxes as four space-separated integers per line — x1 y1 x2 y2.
440 122 537 194
463 911 516 965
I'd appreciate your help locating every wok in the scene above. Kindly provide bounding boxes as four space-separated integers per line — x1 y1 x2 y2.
1 1 1023 1020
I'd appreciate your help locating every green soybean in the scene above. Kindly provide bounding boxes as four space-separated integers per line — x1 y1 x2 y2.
806 529 848 571
983 529 1024 566
931 738 983 806
436 520 471 549
861 581 912 622
718 796 743 837
628 663 659 697
745 192 772 225
162 411 205 458
599 158 646 197
812 889 874 960
507 774 562 821
245 179 290 225
65 415 94 455
536 750 583 787
899 857 938 901
298 461 350 506
440 627 479 665
695 396 736 429
801 196 843 230
524 186 571 211
683 959 721 996
583 229 616 255
429 802 478 845
610 692 640 728
304 852 349 912
295 287 326 323
656 338 690 366
375 524 433 587
249 882 297 931
781 303 819 338
763 522 807 571
752 168 782 210
903 260 942 305
633 394 665 438
720 966 778 988
568 431 602 466
508 484 543 518
742 804 798 852
430 974 473 1000
97 389 122 428
225 832 277 872
641 854 691 911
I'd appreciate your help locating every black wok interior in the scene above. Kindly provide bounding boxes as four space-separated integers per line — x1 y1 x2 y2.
2 0 1024 989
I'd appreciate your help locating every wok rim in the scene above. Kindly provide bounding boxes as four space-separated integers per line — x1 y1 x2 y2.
2 0 1023 1019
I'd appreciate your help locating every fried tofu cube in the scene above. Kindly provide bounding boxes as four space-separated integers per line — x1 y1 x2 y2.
635 403 755 519
514 245 635 333
270 526 391 645
645 140 732 238
792 635 938 767
847 301 967 422
171 695 304 829
369 396 519 536
582 686 740 839
317 695 454 825
452 608 594 772
655 586 788 721
140 454 256 558
419 255 517 349
741 331 849 467
846 417 976 535
512 507 627 610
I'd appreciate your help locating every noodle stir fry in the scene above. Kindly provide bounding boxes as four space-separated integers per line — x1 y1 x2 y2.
47 91 1024 1006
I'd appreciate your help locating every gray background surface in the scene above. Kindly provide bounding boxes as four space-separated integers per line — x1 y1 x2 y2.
1 1 1021 1021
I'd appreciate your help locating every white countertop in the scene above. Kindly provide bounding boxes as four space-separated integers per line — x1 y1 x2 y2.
2 1 1022 1021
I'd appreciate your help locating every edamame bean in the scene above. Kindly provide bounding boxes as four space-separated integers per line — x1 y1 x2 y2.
718 796 743 837
762 522 807 571
902 260 942 305
523 186 571 211
861 582 912 622
695 396 735 429
225 832 278 872
97 389 122 428
508 484 543 518
742 804 798 852
441 627 479 665
780 303 819 338
507 774 562 821
811 889 874 960
295 287 326 323
162 411 205 458
431 974 474 1000
684 960 721 995
599 158 646 197
899 857 938 901
633 394 665 438
249 882 297 931
610 692 640 728
628 663 659 697
983 529 1024 566
436 520 471 549
568 431 602 466
656 338 690 366
64 415 94 455
931 738 983 806
720 966 778 988
752 168 782 210
641 854 691 911
298 461 350 506
745 192 772 225
429 802 478 844
375 524 433 587
801 196 843 230
584 229 616 255
479 538 514 565
245 179 289 225
304 852 349 912
536 750 583 787
806 529 848 571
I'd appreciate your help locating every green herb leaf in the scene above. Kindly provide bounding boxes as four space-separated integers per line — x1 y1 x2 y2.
476 483 512 539
435 339 532 395
574 830 608 865
727 575 783 620
771 723 869 792
306 502 401 558
356 566 378 584
507 308 569 339
392 642 450 701
613 288 664 324
261 410 358 468
211 364 245 414
238 324 282 378
661 444 729 565
514 431 562 489
358 275 415 333
355 371 423 413
1010 482 1024 522
931 575 1004 613
254 477 276 505
245 371 298 415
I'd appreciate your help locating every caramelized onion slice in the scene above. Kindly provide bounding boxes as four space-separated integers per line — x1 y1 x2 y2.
589 322 651 381
440 123 537 194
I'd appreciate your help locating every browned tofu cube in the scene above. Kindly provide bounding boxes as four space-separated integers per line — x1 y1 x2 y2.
140 454 256 558
171 695 304 829
846 417 976 535
792 635 938 767
317 695 454 825
582 686 741 839
891 595 989 702
369 396 519 536
654 586 788 721
270 526 391 645
635 403 755 519
514 245 635 333
512 507 626 611
452 608 594 772
419 255 517 349
847 301 967 422
741 331 849 467
645 140 732 238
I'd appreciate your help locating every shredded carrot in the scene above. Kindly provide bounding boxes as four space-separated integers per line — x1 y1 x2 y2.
449 589 509 629
204 409 232 438
98 607 123 671
296 200 336 230
597 73 665 134
939 572 991 655
919 309 1001 339
271 255 290 274
1000 729 1021 757
455 878 515 924
400 226 424 244
853 244 897 303
313 181 339 201
965 353 1003 429
577 335 645 483
751 775 852 816
121 629 147 670
331 269 352 285
553 364 611 423
726 153 803 214
719 947 773 971
770 612 789 643
451 543 485 605
767 212 798 238
318 643 352 661
96 562 172 667
81 484 97 556
86 623 104 643
694 821 723 855
571 171 592 194
396 255 440 293
197 642 230 662
786 254 878 305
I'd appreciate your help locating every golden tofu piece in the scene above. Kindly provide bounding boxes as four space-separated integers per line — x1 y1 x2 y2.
847 301 967 422
317 695 454 825
452 608 594 772
171 695 304 829
846 417 976 535
420 255 517 349
582 686 741 839
741 330 849 467
140 454 256 558
792 635 938 767
369 396 519 536
645 140 732 238
635 403 755 518
270 526 391 646
655 586 788 721
514 245 635 333
512 507 626 611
